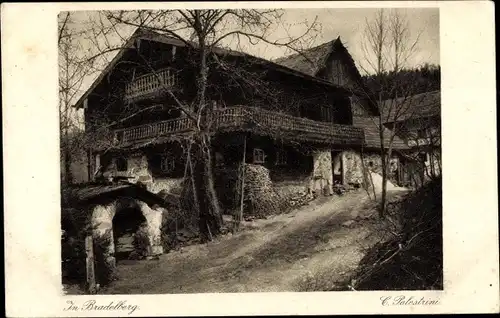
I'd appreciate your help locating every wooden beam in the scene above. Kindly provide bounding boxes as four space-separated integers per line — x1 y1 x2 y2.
85 236 97 294
234 135 247 233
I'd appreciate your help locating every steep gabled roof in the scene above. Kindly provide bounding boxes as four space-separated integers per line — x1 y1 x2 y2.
274 39 335 76
274 37 379 115
74 28 350 109
382 90 441 123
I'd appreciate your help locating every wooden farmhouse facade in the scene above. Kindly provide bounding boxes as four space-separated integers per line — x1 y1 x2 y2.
74 28 374 204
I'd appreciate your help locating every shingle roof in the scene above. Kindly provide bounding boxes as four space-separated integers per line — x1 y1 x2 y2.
273 40 335 76
353 116 409 150
382 90 441 123
62 182 168 207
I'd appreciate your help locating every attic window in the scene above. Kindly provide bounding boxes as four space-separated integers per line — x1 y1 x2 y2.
253 148 266 164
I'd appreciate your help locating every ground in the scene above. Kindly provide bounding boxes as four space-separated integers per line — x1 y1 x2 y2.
95 189 408 294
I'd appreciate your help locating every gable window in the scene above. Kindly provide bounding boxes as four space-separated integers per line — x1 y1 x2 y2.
161 155 176 173
253 148 266 164
276 150 287 166
115 157 128 172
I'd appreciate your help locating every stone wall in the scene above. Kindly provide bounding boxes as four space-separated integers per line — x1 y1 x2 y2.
102 152 184 195
90 198 166 274
147 178 184 195
127 154 153 183
342 150 366 186
103 152 152 183
311 150 333 195
342 150 401 187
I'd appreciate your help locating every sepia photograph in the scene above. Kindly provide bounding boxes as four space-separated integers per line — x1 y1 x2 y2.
59 7 442 295
3 1 498 317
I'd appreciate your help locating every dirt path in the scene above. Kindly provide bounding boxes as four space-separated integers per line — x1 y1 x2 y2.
100 190 405 294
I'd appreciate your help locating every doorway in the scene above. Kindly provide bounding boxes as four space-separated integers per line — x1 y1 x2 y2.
112 204 148 260
331 151 343 185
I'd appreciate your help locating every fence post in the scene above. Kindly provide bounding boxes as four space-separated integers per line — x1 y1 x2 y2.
85 235 97 294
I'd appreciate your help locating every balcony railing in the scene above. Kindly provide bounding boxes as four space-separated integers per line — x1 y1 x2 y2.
114 116 193 144
214 107 365 145
113 106 365 145
124 68 177 102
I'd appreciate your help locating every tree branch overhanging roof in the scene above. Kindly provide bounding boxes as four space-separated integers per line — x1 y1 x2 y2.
73 28 351 110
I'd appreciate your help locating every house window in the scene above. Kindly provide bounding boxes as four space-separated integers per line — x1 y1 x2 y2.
253 148 266 164
276 150 287 166
116 157 128 172
161 155 176 173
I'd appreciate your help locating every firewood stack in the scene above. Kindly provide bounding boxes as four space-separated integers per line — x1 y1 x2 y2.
243 164 291 217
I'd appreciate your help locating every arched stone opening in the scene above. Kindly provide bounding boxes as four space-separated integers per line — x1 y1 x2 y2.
91 198 165 269
112 198 148 260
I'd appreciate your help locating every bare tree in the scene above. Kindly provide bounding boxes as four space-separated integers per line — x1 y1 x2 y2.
358 8 428 217
76 9 321 239
59 12 96 184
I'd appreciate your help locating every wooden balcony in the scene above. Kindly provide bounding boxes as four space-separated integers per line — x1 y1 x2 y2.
214 107 365 145
124 68 177 102
113 106 365 146
114 116 193 144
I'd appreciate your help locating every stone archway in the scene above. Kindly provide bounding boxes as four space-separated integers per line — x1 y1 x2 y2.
112 200 147 260
91 198 165 270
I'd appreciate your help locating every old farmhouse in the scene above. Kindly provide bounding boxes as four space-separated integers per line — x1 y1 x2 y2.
72 28 437 265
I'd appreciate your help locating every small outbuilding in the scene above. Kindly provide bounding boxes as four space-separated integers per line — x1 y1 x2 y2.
62 182 170 274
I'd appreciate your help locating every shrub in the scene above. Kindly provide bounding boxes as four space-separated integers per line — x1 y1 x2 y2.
133 224 151 258
349 177 443 290
61 206 92 285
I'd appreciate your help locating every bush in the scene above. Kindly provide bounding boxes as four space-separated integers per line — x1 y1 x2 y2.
61 207 92 285
350 177 443 290
61 204 119 288
133 224 151 258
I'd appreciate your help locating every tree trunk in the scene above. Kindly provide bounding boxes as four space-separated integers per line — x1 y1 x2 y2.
62 132 73 185
191 136 222 241
380 157 388 218
63 147 73 184
378 114 387 218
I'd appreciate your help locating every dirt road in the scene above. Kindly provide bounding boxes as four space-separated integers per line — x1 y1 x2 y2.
100 190 405 294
